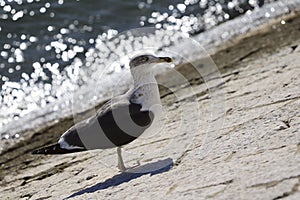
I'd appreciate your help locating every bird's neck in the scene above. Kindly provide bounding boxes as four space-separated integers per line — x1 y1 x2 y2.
132 71 155 87
130 72 161 111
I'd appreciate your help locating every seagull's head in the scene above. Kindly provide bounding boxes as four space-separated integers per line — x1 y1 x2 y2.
129 54 173 73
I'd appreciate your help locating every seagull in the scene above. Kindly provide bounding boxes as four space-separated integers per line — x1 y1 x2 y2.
32 54 173 172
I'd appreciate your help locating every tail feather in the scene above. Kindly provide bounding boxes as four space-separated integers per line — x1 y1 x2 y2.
32 143 86 155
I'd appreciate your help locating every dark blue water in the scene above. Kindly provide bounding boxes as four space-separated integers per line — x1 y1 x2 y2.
0 0 275 147
0 0 267 85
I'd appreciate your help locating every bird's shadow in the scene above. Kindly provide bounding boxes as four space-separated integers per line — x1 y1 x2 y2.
66 158 173 199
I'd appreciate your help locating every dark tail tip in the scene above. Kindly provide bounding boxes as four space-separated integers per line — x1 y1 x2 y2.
32 143 86 155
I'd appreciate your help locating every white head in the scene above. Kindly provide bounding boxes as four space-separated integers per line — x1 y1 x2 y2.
128 54 173 113
129 54 173 77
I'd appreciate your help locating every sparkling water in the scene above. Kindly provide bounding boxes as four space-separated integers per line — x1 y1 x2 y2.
0 0 283 150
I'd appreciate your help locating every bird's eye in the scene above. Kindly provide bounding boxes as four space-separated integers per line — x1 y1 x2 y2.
141 56 148 62
129 55 151 68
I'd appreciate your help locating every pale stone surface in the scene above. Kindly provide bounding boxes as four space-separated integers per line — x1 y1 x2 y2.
1 12 300 200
